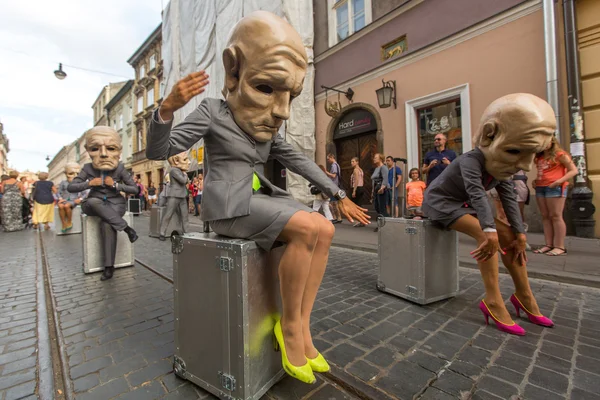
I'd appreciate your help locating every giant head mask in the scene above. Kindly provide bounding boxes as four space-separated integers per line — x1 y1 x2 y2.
65 162 81 183
222 11 307 142
168 152 190 172
84 127 122 171
475 93 556 181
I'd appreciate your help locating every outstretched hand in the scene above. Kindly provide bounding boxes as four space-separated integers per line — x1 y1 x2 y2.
338 198 370 226
160 71 210 121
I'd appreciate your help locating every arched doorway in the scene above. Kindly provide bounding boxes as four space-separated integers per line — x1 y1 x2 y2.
326 103 383 207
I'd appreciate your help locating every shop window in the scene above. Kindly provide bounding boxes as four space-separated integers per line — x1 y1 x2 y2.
416 98 463 167
328 0 372 47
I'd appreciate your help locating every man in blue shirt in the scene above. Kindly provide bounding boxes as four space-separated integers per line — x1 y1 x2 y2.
422 133 457 185
385 156 403 217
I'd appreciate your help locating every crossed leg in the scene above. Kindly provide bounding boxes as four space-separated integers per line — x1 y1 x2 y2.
451 215 540 324
276 211 335 366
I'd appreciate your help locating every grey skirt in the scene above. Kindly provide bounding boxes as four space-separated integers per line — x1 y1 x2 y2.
422 202 477 229
210 193 313 251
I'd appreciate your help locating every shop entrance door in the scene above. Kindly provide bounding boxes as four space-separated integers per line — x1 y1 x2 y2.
335 132 377 206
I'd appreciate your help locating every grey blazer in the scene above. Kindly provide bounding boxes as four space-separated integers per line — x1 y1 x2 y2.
167 168 187 198
423 148 525 234
146 98 339 222
68 162 139 205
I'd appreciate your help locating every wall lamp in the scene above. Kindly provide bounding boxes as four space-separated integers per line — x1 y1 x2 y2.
376 79 397 109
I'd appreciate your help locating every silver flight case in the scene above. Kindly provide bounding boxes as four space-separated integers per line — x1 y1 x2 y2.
82 212 135 274
377 158 459 305
149 206 164 238
54 206 83 235
172 232 285 400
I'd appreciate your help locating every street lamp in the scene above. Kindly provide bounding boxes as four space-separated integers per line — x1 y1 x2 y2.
54 63 67 80
376 79 397 109
45 155 50 161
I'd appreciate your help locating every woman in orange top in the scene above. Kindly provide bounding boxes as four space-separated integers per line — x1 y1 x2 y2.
406 168 426 216
533 137 577 256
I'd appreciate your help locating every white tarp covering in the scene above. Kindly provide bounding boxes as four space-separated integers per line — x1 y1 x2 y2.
161 0 315 205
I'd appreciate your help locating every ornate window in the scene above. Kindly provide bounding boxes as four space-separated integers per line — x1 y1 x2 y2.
328 0 372 46
147 87 154 107
137 95 144 114
149 54 156 71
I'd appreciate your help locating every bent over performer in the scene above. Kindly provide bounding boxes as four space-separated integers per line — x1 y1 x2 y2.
146 11 369 384
69 127 140 281
423 93 556 336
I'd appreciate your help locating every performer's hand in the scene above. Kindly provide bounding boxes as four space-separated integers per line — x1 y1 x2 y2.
160 71 210 121
503 233 528 266
89 178 103 187
471 231 505 262
338 198 370 225
104 176 114 187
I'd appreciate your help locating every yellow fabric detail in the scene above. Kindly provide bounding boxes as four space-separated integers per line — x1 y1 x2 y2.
252 172 261 191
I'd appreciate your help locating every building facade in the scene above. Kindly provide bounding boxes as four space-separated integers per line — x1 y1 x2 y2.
92 82 128 127
0 120 9 177
313 0 576 233
105 80 135 171
576 0 600 237
127 24 166 188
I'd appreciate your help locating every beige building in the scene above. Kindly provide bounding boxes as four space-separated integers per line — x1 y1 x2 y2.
127 24 166 188
577 0 600 237
105 80 135 171
47 143 77 184
0 120 9 177
92 81 128 127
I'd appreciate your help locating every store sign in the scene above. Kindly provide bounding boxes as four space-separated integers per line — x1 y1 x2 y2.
334 109 377 139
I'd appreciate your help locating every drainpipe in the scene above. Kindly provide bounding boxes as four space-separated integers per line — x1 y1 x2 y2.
563 0 596 237
542 0 561 143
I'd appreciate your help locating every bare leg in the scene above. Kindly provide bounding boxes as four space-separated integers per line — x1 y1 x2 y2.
301 213 335 359
546 197 567 250
65 204 73 227
494 200 508 225
277 211 319 366
58 204 67 228
536 196 553 247
496 219 542 314
450 214 513 324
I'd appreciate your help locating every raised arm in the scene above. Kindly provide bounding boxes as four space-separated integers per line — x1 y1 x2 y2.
146 72 211 160
117 169 140 195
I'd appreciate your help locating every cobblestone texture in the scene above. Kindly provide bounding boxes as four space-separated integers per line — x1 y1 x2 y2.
0 229 40 400
8 214 600 400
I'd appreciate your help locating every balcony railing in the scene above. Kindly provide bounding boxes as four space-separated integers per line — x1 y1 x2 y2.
132 150 147 163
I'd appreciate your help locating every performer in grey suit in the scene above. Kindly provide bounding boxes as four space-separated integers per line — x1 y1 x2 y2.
423 93 556 336
69 127 140 281
146 11 369 384
159 152 190 241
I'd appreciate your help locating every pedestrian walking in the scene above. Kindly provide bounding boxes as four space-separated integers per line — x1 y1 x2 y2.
0 171 25 232
325 153 343 224
371 153 389 231
533 136 578 256
31 172 56 231
350 157 365 227
312 165 335 222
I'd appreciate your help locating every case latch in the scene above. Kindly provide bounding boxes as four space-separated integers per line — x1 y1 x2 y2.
216 256 234 272
219 371 236 392
405 226 418 235
171 235 184 254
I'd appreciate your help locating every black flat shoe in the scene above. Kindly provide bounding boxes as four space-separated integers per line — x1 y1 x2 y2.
100 266 114 281
124 226 138 243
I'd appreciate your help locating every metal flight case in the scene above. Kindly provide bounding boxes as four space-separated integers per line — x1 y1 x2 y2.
149 206 164 238
81 212 135 274
376 158 459 305
54 205 83 235
172 231 285 400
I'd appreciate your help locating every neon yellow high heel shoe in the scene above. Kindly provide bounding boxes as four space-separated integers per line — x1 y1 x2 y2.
273 321 316 384
307 352 330 373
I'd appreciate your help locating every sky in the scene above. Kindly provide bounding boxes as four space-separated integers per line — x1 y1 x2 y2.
0 0 164 173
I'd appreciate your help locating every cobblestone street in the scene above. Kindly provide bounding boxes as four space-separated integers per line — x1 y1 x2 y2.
1 216 600 399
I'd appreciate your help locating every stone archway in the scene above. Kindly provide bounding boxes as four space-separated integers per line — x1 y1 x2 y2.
325 102 384 157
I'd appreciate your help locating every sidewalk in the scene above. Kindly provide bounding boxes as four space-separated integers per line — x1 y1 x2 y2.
328 219 600 288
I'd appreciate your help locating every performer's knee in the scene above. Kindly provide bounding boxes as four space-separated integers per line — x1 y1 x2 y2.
289 214 319 250
314 214 335 244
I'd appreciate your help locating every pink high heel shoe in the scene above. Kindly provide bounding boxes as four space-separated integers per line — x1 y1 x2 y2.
479 300 526 336
510 294 554 327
